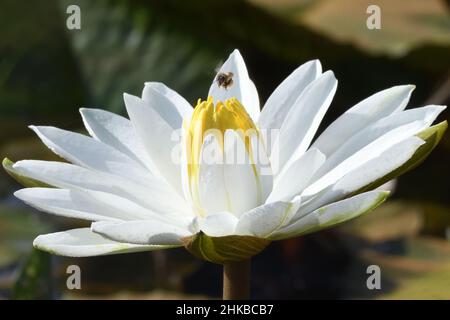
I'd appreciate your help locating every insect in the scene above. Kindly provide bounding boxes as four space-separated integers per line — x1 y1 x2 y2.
216 72 234 90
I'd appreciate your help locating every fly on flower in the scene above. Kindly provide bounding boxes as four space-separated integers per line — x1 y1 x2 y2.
216 72 234 90
4 49 447 265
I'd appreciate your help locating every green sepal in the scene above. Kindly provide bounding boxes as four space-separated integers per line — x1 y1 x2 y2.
350 120 447 195
182 232 271 264
2 158 52 188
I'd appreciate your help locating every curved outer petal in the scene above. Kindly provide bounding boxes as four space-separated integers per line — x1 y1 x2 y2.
33 228 172 257
12 160 189 215
353 120 447 195
311 85 415 157
142 82 193 118
306 105 445 196
208 49 260 122
29 126 153 188
79 108 154 172
305 122 425 196
91 220 192 245
294 136 425 221
196 212 239 237
313 105 445 180
274 71 337 172
258 60 322 139
235 201 299 238
270 190 389 240
267 148 325 203
123 93 183 196
14 188 188 224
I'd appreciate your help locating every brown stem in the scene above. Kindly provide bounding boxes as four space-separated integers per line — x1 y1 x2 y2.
222 259 251 300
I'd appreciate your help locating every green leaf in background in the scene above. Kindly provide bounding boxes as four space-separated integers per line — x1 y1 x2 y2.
58 0 222 114
0 204 51 267
255 0 450 57
183 232 270 265
2 158 52 188
1 158 53 298
11 248 53 300
0 0 85 117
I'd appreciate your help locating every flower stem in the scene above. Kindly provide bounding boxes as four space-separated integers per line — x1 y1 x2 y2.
222 259 251 300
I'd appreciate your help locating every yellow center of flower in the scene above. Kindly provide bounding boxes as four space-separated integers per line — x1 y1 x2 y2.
184 97 260 216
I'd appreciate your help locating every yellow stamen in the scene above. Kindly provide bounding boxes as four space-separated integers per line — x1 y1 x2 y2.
185 97 259 216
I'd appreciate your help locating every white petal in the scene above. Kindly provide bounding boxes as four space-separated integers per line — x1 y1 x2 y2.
270 190 389 240
306 105 445 195
29 125 152 187
91 220 192 245
14 188 135 221
312 85 415 157
192 132 272 216
123 93 183 195
223 130 259 217
259 60 322 134
33 228 168 257
197 212 239 237
267 148 325 202
307 123 418 197
274 71 337 171
296 136 425 218
14 188 186 224
249 132 273 202
208 49 260 122
12 160 189 215
235 201 299 238
197 134 229 214
142 82 193 118
180 121 195 207
79 108 154 172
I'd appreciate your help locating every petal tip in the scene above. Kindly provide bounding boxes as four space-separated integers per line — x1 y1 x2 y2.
123 92 140 106
32 234 43 248
377 190 391 201
79 107 90 116
123 92 134 101
144 81 163 87
28 125 51 134
32 234 54 254
231 48 241 56
13 188 30 201
311 59 322 68
2 157 13 168
397 84 416 93
229 49 244 64
323 69 336 78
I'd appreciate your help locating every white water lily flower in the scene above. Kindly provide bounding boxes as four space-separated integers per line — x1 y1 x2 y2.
6 49 446 263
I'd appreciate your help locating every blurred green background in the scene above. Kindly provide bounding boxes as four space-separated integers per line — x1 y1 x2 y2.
0 0 449 299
